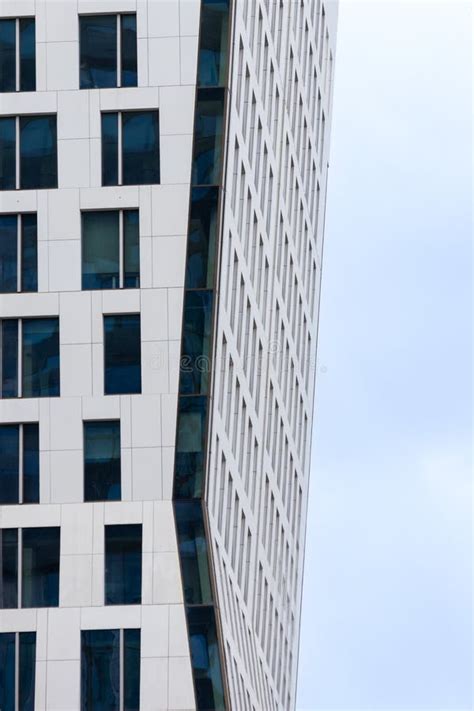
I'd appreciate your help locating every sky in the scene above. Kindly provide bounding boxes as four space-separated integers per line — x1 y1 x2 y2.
297 1 472 709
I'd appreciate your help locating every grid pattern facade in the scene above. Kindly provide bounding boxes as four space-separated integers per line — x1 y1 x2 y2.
206 1 338 709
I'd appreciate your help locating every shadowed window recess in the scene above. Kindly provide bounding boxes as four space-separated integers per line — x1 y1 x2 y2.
101 111 160 186
84 420 121 502
80 14 137 89
0 423 39 505
0 214 37 293
105 524 142 605
82 209 139 290
0 17 36 92
81 629 140 711
0 632 36 711
0 115 57 190
103 314 141 395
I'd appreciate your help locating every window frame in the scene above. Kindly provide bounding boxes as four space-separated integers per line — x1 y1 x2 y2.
81 208 140 290
0 212 38 293
0 422 40 505
0 114 58 191
0 16 36 93
101 110 160 187
79 12 137 90
0 631 36 711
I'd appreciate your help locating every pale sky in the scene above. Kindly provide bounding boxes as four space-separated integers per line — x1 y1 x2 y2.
297 1 472 708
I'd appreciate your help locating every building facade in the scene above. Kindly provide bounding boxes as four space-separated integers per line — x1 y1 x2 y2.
0 0 337 709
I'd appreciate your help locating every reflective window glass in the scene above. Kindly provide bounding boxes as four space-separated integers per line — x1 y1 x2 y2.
0 117 16 190
21 214 37 292
20 115 57 190
121 15 137 87
0 529 18 609
123 209 140 287
22 318 60 398
0 20 15 92
123 629 140 711
104 315 141 395
101 113 119 186
192 89 225 185
105 524 142 605
187 606 226 711
84 420 121 502
0 425 19 504
19 632 36 711
198 0 229 87
122 111 160 185
81 629 120 711
19 19 35 92
174 395 208 499
82 211 120 289
22 527 60 608
175 501 212 604
0 633 15 711
23 424 39 504
180 290 213 395
1 320 18 399
0 215 18 293
186 187 219 289
80 15 117 89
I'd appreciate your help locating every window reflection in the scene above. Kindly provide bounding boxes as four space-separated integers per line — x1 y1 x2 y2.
187 606 226 711
0 117 16 190
122 111 160 185
174 395 208 499
192 89 225 185
82 211 120 289
105 524 142 605
19 19 35 92
1 320 18 398
104 314 141 395
22 527 60 608
80 15 117 89
175 501 212 604
20 115 57 190
0 20 15 92
84 420 121 502
0 529 18 608
186 187 219 289
22 318 60 398
198 0 229 87
180 290 214 395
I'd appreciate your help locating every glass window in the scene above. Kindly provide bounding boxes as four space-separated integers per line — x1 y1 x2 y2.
0 214 38 293
192 88 225 185
22 527 60 608
81 629 140 711
121 15 137 88
0 20 16 92
174 395 208 499
101 113 118 186
104 315 141 395
187 606 226 711
18 632 36 711
105 524 142 605
0 632 15 711
122 111 160 185
1 320 18 399
22 318 60 398
84 420 121 502
186 187 219 289
0 529 18 609
82 209 139 290
175 501 212 604
19 19 36 92
0 117 16 190
20 115 57 190
180 290 213 395
80 15 117 89
197 0 230 87
0 423 39 505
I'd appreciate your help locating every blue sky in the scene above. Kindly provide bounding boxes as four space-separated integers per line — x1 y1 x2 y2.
297 1 472 709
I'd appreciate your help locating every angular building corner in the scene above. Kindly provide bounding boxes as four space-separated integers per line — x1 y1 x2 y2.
0 1 337 710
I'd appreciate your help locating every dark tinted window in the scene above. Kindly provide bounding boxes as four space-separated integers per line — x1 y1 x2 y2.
121 15 137 87
180 290 213 395
0 632 15 711
101 113 118 186
0 529 18 609
192 88 225 185
0 425 19 504
22 527 60 608
19 19 36 92
84 420 121 502
22 318 60 398
197 0 230 87
20 115 57 190
122 111 160 185
104 315 141 395
80 15 117 89
175 501 212 604
0 215 17 292
23 424 39 504
124 629 140 711
81 629 120 711
21 214 37 292
105 524 142 605
0 117 16 190
82 211 120 289
1 320 18 399
186 187 219 289
19 632 36 711
174 395 208 499
0 20 15 92
187 606 226 711
123 209 140 288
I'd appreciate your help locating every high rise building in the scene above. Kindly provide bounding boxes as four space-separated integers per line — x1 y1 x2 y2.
0 0 338 709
